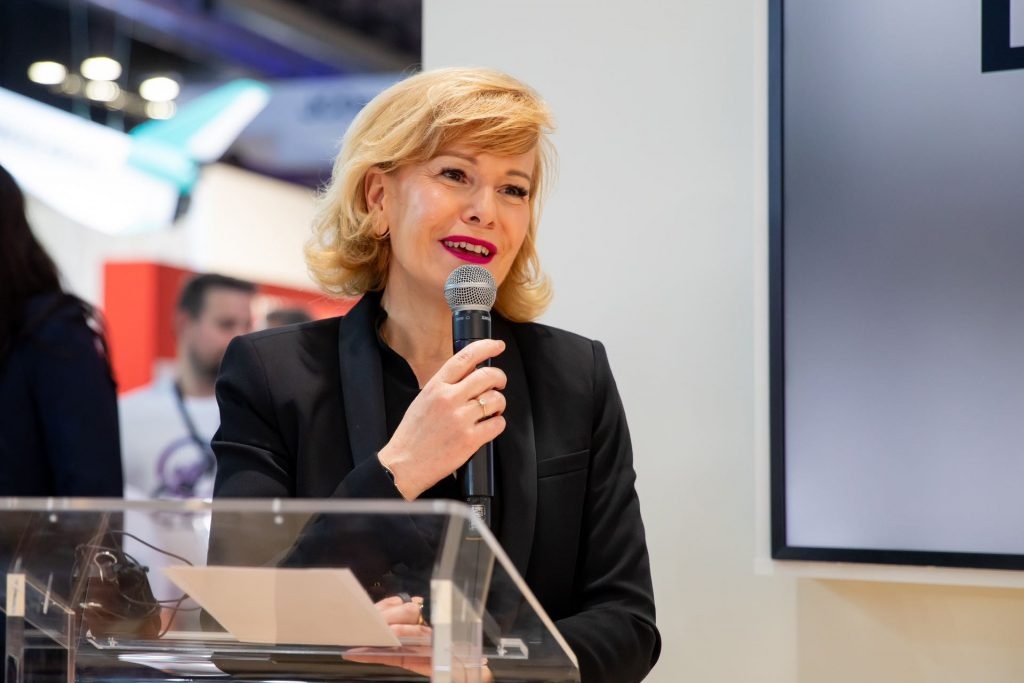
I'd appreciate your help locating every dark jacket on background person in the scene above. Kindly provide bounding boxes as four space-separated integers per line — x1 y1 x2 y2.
0 292 123 496
0 292 123 677
210 291 660 683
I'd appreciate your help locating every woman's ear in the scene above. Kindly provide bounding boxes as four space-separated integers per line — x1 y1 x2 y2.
364 167 386 213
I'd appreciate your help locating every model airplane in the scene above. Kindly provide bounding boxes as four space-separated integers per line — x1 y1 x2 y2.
0 79 271 235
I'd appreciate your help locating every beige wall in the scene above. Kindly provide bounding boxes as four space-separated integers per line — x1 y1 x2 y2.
798 580 1024 682
424 1 1024 681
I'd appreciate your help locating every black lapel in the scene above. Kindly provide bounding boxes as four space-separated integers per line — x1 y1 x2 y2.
491 316 538 579
337 291 388 468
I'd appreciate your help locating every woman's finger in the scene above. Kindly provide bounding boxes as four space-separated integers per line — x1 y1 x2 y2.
460 389 506 423
435 339 505 385
476 389 506 418
455 366 507 403
377 601 425 625
375 595 406 608
471 414 506 443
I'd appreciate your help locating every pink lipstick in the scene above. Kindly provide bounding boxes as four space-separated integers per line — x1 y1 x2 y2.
440 235 497 264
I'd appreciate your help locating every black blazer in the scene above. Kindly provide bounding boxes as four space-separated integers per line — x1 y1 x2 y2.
212 292 660 683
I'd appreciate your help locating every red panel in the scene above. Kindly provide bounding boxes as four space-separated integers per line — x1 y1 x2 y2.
103 262 158 394
156 266 193 360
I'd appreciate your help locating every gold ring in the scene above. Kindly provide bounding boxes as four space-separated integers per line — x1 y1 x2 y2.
415 602 426 626
477 397 487 418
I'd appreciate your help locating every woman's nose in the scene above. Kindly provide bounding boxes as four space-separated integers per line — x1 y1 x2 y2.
462 188 496 227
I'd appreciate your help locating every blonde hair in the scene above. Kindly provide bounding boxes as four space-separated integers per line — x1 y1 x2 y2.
306 67 556 321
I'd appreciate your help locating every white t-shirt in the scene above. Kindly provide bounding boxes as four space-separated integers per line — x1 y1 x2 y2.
119 374 221 500
120 373 222 631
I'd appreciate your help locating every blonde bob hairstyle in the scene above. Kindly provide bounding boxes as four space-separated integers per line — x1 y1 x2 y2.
306 67 556 322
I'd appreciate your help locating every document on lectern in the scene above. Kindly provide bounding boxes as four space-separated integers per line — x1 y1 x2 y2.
164 566 402 648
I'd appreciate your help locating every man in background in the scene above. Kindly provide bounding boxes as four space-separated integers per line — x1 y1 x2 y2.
120 273 255 499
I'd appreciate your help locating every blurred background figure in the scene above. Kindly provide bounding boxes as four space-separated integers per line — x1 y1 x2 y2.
120 273 255 499
0 162 123 497
264 306 313 328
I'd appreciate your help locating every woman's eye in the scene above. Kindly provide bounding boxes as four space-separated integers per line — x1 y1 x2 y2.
502 185 529 199
440 168 466 182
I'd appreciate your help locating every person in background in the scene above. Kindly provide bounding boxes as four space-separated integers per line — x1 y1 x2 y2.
0 162 123 677
211 68 659 682
264 306 313 328
0 162 123 496
120 273 255 499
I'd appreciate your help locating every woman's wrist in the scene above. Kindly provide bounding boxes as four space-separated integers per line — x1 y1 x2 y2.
378 449 414 500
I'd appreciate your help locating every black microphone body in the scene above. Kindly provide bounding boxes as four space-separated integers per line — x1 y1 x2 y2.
453 309 496 514
445 265 498 528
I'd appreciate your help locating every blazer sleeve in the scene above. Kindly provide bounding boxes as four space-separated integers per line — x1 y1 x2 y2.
555 340 661 683
30 309 123 496
213 334 399 500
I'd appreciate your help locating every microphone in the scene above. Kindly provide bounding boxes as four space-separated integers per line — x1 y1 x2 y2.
444 264 497 528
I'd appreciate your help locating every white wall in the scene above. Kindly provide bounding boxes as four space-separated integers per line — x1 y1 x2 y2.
181 164 317 289
425 2 795 681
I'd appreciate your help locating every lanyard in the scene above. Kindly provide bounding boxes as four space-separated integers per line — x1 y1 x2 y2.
152 383 217 498
171 382 216 464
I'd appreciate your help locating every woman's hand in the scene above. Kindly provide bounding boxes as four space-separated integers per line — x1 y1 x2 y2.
378 339 507 500
344 595 492 681
374 594 430 639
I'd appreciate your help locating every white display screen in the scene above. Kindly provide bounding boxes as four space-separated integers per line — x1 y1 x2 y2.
772 0 1024 566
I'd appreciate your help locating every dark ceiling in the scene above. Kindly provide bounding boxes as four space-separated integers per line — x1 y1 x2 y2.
0 0 420 186
0 0 421 115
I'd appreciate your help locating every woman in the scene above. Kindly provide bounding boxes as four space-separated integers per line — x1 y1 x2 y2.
0 162 124 677
0 162 123 496
212 67 660 682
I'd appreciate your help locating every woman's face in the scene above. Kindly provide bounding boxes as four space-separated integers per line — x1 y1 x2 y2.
368 145 536 303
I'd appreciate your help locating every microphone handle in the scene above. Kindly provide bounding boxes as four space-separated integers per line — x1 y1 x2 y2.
453 308 495 527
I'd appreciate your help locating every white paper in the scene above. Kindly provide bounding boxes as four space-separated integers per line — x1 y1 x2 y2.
164 566 401 648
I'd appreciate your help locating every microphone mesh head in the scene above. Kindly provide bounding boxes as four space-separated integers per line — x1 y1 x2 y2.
444 265 497 311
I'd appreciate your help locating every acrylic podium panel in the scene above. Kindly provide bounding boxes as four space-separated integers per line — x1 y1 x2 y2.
1 498 579 682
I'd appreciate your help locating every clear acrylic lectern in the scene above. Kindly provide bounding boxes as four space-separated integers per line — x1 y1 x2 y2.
1 498 579 682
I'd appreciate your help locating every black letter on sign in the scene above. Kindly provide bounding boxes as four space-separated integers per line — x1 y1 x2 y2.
982 0 1024 72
